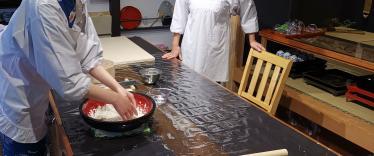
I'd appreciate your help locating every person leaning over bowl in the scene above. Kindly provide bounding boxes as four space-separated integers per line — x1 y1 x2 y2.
162 0 265 83
0 0 137 155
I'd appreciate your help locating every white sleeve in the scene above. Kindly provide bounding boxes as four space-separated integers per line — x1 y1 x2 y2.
31 4 91 101
170 0 189 34
77 15 103 74
239 0 259 33
0 24 5 33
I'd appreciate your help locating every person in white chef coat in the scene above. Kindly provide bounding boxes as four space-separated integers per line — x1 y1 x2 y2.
0 0 137 155
162 0 265 82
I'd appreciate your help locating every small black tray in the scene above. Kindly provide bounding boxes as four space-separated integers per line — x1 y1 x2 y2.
303 69 357 96
304 78 347 96
292 56 326 71
283 50 327 79
290 59 327 78
355 75 374 93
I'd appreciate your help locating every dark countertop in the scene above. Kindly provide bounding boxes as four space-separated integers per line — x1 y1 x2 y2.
53 37 337 156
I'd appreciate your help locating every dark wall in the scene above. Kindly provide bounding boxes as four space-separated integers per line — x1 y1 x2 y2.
254 0 366 29
366 2 374 32
291 0 365 28
291 0 342 26
254 0 294 29
0 0 22 8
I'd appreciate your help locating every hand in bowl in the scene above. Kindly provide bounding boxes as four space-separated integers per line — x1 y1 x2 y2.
113 89 138 120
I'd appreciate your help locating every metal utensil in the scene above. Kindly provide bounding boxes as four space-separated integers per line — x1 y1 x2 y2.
139 68 162 85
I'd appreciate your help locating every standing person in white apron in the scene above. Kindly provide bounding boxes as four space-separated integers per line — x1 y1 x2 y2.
162 0 265 82
0 0 137 155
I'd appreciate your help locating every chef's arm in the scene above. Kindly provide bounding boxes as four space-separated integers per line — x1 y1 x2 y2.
89 65 137 108
239 0 265 52
88 65 138 119
248 33 265 51
86 84 120 104
86 84 137 120
172 33 181 50
163 0 188 60
162 33 182 60
89 65 123 93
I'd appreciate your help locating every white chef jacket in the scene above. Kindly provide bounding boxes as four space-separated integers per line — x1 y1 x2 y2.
0 0 103 143
171 0 259 82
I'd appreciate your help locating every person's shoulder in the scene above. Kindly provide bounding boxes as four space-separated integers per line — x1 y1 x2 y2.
35 0 63 16
36 0 61 12
37 0 59 6
32 0 67 26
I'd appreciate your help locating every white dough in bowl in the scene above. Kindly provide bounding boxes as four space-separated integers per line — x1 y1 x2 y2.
88 104 145 121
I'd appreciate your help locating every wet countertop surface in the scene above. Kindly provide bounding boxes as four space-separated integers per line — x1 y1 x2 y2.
54 37 336 156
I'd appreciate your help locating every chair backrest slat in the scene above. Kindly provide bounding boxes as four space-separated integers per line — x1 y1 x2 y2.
248 59 264 95
256 62 273 100
264 66 281 104
269 63 292 115
238 50 255 97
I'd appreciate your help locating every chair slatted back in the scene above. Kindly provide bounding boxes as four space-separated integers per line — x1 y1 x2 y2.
238 49 293 115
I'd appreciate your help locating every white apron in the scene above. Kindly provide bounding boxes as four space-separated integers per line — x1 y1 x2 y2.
170 0 259 82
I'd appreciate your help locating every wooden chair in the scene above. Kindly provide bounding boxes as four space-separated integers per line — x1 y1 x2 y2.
238 49 293 115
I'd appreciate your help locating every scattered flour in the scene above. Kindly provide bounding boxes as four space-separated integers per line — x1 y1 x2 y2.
88 104 145 121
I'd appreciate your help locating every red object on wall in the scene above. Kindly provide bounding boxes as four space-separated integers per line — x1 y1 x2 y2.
120 6 142 30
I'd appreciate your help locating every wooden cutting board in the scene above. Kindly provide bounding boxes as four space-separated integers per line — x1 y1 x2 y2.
100 36 155 65
325 27 374 43
362 40 374 47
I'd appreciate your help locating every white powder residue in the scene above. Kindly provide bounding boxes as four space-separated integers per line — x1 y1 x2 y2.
88 104 146 121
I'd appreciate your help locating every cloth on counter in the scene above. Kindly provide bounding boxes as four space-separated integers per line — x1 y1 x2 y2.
90 123 151 138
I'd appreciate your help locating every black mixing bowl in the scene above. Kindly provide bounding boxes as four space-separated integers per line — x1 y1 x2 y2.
80 92 156 132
